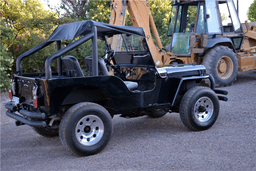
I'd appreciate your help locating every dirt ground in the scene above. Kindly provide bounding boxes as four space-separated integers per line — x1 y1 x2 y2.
1 70 256 171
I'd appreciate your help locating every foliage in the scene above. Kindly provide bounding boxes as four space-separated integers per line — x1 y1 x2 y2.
1 0 61 75
60 0 173 54
86 0 110 23
60 0 110 23
248 0 256 22
60 0 88 20
221 13 228 23
20 33 57 73
146 0 173 47
58 0 110 63
0 16 14 91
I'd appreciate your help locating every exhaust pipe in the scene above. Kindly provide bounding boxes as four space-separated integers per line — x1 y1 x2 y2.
16 121 25 126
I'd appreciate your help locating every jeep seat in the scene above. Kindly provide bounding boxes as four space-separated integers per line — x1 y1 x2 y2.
84 56 138 91
62 56 84 77
84 56 109 76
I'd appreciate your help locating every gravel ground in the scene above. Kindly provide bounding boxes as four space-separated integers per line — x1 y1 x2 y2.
1 70 256 171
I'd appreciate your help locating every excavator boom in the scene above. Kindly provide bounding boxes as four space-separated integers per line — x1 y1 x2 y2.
109 0 171 67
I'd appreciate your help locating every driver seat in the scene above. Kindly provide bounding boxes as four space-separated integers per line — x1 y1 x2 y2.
84 56 109 76
84 56 138 91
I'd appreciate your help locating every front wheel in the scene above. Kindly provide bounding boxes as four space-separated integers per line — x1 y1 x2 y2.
59 102 113 156
179 86 219 131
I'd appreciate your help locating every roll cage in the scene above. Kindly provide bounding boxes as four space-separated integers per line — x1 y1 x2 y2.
15 20 151 79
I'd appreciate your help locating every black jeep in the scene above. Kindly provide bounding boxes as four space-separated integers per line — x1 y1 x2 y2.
5 20 227 156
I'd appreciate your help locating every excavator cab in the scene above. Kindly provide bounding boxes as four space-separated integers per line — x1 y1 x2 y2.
167 0 243 53
166 0 245 87
167 1 201 54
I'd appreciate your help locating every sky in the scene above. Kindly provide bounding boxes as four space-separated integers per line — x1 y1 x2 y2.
233 0 254 23
40 0 254 23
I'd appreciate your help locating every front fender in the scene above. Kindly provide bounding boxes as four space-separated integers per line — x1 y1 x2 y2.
206 37 235 52
171 75 214 107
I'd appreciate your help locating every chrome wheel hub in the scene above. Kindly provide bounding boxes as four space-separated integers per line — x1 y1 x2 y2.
75 115 104 146
194 97 214 122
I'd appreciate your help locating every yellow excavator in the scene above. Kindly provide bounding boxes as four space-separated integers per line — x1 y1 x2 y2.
108 0 256 87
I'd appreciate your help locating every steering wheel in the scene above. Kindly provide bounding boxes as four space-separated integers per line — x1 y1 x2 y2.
104 50 115 64
104 50 115 68
104 50 123 78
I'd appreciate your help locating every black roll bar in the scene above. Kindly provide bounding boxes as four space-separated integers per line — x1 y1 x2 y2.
45 32 94 79
56 41 62 76
92 26 98 76
16 41 53 75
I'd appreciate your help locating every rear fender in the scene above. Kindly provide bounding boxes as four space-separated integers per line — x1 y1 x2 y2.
60 86 112 113
61 86 107 105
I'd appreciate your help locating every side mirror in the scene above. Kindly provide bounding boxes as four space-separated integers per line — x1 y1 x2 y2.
206 14 210 19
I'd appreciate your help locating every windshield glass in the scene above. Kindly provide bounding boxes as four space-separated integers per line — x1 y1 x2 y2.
110 34 146 52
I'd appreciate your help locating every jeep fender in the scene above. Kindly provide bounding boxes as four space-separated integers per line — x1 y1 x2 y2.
171 74 215 106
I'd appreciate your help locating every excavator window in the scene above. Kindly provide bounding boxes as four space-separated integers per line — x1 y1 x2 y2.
185 6 197 33
174 4 198 33
169 2 199 55
205 0 222 34
218 1 233 33
175 6 182 33
227 0 242 33
168 6 178 36
196 3 207 35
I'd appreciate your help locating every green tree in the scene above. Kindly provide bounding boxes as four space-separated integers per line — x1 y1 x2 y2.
60 0 172 47
86 0 110 23
0 16 14 91
146 0 173 47
60 0 110 22
248 0 256 22
60 0 88 20
1 0 60 74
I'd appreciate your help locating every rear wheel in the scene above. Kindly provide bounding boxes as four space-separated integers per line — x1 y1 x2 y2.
202 46 238 87
179 86 219 131
59 102 112 156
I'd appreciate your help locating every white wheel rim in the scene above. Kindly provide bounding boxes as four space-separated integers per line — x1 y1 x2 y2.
194 97 214 122
75 115 104 146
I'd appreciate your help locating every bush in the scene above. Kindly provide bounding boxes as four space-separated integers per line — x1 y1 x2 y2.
0 43 14 91
19 33 57 73
0 16 14 91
